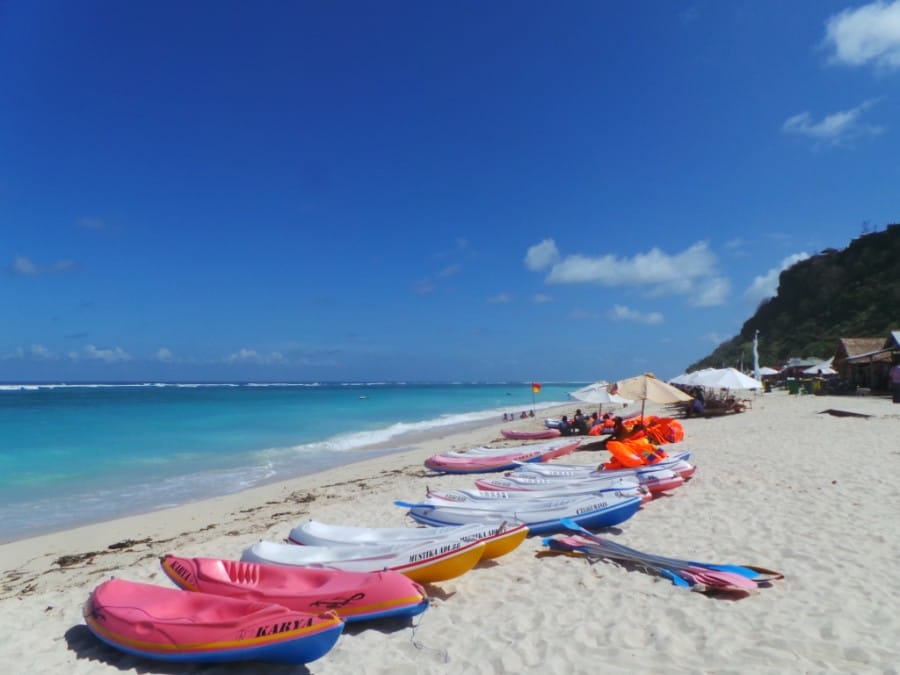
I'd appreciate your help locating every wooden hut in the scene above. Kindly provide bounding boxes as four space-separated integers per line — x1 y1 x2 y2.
833 336 893 392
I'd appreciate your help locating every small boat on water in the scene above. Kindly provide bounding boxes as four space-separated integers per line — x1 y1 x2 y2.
396 492 642 534
161 555 429 623
241 537 485 584
289 520 528 560
84 578 343 664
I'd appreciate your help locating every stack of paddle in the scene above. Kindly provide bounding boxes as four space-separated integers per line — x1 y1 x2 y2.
544 519 782 597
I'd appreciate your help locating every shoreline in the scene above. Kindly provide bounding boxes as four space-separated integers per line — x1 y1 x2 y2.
0 394 573 545
0 400 581 568
3 392 898 673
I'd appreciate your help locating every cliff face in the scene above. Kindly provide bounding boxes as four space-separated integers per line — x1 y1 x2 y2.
689 224 900 371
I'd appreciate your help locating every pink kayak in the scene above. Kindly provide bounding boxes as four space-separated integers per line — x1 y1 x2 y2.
424 439 580 474
84 578 343 664
501 428 561 440
162 555 429 623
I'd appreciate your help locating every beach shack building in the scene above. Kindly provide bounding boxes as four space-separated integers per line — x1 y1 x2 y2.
833 336 894 392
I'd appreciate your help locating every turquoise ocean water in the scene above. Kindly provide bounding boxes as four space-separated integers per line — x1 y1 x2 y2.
0 381 579 543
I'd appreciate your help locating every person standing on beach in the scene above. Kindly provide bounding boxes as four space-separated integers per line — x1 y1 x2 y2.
890 355 900 403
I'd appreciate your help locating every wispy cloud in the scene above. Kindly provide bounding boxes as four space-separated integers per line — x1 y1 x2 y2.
7 255 78 277
156 347 174 362
9 255 78 276
607 304 664 325
82 345 132 363
782 100 883 145
77 216 109 231
524 239 560 271
438 264 461 278
486 293 512 304
226 348 285 365
823 0 900 69
525 240 729 306
413 279 435 295
533 293 553 304
3 344 55 360
690 276 731 307
744 252 811 305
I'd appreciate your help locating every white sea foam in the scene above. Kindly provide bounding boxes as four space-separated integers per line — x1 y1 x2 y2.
0 462 283 543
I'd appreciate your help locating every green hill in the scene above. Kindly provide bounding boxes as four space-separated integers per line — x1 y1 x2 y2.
689 224 900 371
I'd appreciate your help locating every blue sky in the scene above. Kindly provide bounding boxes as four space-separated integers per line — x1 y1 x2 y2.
2 1 899 383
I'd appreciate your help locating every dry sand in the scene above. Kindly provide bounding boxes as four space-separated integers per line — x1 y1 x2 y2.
1 390 898 674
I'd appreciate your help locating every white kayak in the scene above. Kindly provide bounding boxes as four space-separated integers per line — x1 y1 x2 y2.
427 484 651 504
288 520 529 560
475 472 640 492
511 450 695 479
242 537 485 585
501 467 685 494
396 492 642 535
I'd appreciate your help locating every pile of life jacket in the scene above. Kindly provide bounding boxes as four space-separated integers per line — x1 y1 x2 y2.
603 416 684 470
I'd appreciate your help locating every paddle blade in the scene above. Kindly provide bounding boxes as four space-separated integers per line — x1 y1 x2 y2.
393 500 434 509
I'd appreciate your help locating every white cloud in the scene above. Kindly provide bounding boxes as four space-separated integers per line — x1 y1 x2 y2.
156 347 174 362
486 293 512 304
226 348 285 365
28 344 53 359
524 239 560 271
690 276 731 307
782 101 883 145
82 345 131 363
824 0 900 69
533 293 553 303
607 304 664 325
529 241 727 306
547 241 716 286
9 255 77 275
438 264 461 278
11 256 38 275
4 344 55 360
744 252 811 305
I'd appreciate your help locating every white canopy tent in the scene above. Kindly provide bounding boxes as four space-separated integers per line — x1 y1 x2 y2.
692 367 763 391
802 358 837 376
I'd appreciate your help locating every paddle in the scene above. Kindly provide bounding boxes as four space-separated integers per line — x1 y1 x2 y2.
393 500 436 510
558 519 775 584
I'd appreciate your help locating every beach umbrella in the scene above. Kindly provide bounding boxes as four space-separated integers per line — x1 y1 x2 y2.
693 367 762 391
757 366 780 376
569 381 633 409
609 373 693 419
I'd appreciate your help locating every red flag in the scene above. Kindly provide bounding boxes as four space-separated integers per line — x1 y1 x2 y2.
531 382 542 394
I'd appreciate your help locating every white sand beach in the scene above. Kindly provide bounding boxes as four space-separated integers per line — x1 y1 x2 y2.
1 391 898 674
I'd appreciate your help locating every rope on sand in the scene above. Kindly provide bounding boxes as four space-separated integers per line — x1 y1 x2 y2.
409 612 449 663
